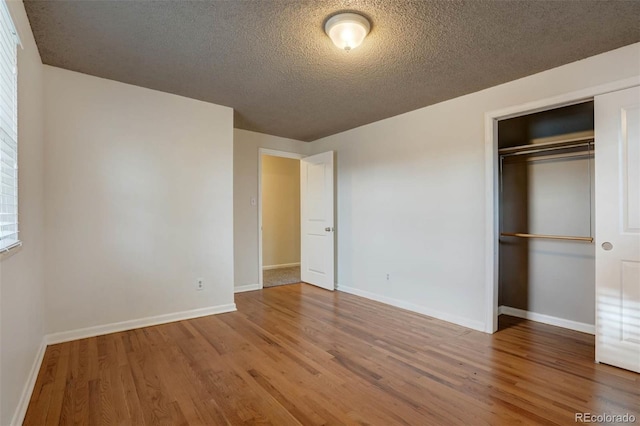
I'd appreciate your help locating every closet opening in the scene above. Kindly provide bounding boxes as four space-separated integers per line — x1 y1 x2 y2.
497 101 596 334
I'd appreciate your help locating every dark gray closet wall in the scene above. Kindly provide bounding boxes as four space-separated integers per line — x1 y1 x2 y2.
498 102 595 326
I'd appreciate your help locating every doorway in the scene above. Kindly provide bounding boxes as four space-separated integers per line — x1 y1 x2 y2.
496 101 596 334
259 150 304 288
484 78 639 334
258 148 336 291
484 80 640 373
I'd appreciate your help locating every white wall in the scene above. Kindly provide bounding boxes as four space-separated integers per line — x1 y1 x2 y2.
261 155 300 267
1 1 46 424
233 129 308 289
309 43 640 332
43 66 235 334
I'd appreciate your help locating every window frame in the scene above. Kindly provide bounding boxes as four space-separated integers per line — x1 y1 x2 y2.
0 0 21 256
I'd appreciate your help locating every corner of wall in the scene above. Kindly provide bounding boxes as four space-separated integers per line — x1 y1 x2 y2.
1 1 47 425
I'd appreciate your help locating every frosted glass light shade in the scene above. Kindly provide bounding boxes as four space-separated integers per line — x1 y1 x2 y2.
325 13 370 51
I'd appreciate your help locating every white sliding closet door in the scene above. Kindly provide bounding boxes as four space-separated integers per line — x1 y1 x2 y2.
594 86 640 373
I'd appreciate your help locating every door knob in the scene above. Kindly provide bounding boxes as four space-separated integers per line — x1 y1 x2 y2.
601 242 613 251
325 227 334 232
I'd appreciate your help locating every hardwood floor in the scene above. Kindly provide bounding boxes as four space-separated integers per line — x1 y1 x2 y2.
25 284 639 425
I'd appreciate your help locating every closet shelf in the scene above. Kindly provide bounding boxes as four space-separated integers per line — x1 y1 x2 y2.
500 232 593 243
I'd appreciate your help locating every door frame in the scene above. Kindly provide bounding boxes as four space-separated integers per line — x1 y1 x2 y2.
258 148 306 288
483 76 640 334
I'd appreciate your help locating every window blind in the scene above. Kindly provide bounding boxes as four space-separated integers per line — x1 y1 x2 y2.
0 1 18 251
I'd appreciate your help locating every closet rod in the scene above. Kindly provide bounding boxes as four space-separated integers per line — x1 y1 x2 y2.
500 232 593 243
498 137 594 156
500 142 594 158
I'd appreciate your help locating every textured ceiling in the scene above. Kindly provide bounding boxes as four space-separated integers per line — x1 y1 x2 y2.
24 1 640 142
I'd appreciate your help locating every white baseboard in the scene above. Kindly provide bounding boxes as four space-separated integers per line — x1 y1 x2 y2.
336 284 485 332
234 283 262 293
498 305 595 335
46 303 237 345
262 262 300 271
10 339 47 426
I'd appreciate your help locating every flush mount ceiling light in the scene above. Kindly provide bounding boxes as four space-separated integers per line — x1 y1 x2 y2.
324 12 370 51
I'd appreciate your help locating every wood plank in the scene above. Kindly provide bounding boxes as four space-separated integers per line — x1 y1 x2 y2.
23 284 640 425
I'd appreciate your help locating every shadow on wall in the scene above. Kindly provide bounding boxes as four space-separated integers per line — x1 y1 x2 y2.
499 158 530 317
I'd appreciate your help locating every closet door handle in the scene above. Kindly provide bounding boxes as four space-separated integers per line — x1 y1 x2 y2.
601 242 613 251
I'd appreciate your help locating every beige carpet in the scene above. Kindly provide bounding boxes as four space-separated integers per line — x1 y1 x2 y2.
263 266 301 288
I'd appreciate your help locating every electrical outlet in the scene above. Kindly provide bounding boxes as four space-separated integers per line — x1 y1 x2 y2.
196 278 204 291
386 273 390 281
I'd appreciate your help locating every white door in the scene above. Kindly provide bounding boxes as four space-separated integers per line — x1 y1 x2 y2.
300 151 335 290
595 86 640 373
